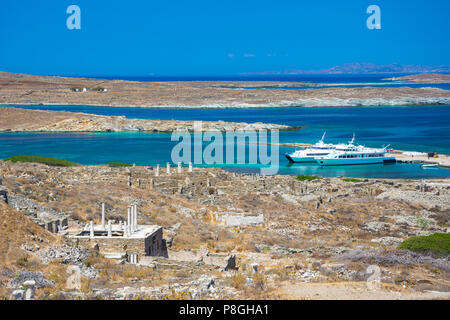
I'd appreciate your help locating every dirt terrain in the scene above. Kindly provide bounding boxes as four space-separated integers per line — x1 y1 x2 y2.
0 161 448 299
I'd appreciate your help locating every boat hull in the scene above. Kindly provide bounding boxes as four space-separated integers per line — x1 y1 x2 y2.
316 157 396 166
285 154 316 163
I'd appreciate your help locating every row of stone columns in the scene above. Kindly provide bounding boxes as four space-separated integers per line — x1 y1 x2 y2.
88 203 138 239
155 162 194 176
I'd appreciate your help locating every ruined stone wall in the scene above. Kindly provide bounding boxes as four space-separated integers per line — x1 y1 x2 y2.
126 166 332 199
74 227 164 258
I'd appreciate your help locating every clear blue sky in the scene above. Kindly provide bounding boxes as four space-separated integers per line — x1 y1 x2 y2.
0 0 449 76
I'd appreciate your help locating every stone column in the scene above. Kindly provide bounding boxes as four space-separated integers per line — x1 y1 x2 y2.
177 162 182 173
166 162 171 174
127 206 131 231
123 221 127 237
130 206 134 232
101 203 105 229
155 164 160 177
134 204 138 227
108 220 112 237
188 162 193 173
133 206 136 231
89 221 94 238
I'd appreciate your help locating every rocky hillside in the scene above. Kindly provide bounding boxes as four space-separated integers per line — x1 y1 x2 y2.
1 159 449 299
0 201 57 266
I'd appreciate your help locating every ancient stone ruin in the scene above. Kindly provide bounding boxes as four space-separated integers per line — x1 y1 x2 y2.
69 203 165 263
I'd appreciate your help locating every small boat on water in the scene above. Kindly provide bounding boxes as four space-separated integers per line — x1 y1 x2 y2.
315 144 396 166
421 163 439 168
285 132 337 163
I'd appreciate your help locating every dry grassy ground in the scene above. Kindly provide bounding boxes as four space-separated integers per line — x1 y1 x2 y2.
0 160 449 299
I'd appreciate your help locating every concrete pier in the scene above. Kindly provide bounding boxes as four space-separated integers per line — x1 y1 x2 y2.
388 151 450 168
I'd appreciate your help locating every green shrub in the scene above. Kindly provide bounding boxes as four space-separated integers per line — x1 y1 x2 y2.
342 178 364 183
5 155 79 167
398 233 450 258
108 162 132 167
296 175 322 181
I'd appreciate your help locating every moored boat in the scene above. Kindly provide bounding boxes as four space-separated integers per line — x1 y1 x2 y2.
315 145 396 166
285 132 336 163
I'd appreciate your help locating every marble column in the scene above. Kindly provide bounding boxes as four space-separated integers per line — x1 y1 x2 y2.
127 206 131 231
101 203 105 229
89 221 94 238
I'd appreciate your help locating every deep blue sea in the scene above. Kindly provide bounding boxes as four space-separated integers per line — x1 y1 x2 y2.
1 104 450 179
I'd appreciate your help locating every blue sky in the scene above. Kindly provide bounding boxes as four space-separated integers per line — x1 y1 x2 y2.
0 0 449 76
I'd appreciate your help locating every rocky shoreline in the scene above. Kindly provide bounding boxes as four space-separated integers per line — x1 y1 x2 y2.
0 107 296 133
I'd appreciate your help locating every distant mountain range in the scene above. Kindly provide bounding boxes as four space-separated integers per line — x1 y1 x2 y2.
242 63 450 75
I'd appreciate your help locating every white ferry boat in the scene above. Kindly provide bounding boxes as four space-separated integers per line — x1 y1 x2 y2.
285 132 337 163
315 144 396 166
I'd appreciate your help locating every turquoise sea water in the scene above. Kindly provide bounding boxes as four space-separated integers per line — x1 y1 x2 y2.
1 105 450 179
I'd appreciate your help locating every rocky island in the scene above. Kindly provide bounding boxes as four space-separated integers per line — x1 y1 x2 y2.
0 107 295 133
1 71 449 108
383 73 450 83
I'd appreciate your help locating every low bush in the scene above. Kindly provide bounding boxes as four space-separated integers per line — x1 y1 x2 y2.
398 233 450 258
108 162 132 167
342 178 364 183
296 175 322 181
5 155 79 167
